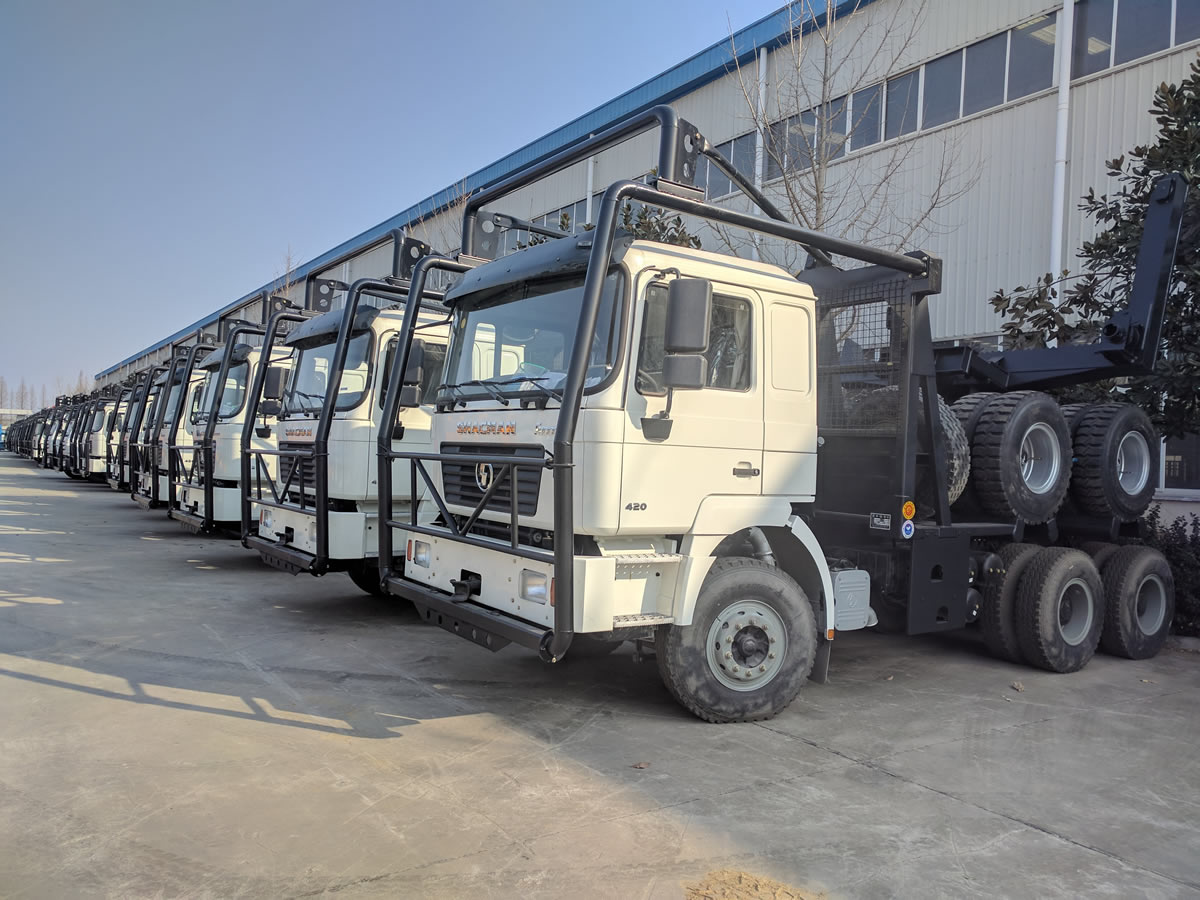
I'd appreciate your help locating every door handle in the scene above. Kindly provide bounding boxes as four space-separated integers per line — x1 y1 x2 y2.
732 463 761 478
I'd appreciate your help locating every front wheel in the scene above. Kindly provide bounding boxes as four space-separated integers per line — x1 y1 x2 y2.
655 557 817 723
346 561 387 597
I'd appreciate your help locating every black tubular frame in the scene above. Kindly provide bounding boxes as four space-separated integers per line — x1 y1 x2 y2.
109 374 148 488
376 101 932 663
168 335 248 529
375 256 475 588
128 362 172 501
134 348 195 507
244 279 414 574
240 308 309 545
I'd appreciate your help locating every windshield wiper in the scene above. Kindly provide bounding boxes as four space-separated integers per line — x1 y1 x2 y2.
490 375 563 404
443 379 510 406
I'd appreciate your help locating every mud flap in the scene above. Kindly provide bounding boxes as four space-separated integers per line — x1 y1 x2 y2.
810 638 831 684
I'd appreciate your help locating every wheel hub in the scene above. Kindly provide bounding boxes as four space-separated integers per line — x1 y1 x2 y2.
706 600 788 692
1019 422 1061 495
1056 577 1094 646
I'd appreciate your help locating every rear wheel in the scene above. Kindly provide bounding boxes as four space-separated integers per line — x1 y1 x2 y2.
981 543 1040 664
656 557 816 723
1100 546 1174 659
1016 548 1104 673
1080 541 1122 573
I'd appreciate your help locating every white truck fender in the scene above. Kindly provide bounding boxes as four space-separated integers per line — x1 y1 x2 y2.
672 496 834 635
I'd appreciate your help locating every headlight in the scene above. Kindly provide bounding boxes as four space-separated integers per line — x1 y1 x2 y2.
413 541 431 568
519 569 549 605
259 508 273 530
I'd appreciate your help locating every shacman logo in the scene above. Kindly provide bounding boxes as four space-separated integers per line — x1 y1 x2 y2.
533 424 555 436
456 422 516 436
284 426 314 438
475 462 494 492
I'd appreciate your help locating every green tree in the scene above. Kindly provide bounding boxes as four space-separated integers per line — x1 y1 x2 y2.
991 56 1200 437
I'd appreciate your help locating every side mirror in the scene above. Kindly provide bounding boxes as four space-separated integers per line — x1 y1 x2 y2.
403 339 425 386
398 385 422 409
662 278 711 390
260 399 281 418
263 366 286 401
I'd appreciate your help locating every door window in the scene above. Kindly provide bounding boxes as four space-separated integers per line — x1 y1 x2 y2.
636 283 753 395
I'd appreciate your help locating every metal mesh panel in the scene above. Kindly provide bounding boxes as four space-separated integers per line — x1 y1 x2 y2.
815 274 910 432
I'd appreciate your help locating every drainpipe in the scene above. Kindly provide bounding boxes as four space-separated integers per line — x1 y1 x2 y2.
752 46 769 261
585 152 595 225
1049 0 1076 281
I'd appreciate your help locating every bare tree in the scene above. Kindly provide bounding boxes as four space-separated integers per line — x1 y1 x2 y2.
16 379 28 410
0 376 7 409
407 180 473 256
718 0 977 269
39 384 47 408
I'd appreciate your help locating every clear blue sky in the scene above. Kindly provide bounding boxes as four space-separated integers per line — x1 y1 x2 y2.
0 0 780 399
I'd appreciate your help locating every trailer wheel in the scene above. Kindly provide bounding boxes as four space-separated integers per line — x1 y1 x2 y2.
346 562 386 597
981 543 1041 664
1058 403 1093 435
951 391 1000 440
1080 541 1122 572
1099 546 1174 659
1016 548 1104 673
655 557 816 723
1071 404 1158 521
971 392 1071 522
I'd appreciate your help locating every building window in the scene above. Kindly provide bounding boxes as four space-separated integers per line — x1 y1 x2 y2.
703 133 756 198
1073 0 1114 77
1008 13 1057 99
850 83 882 148
1164 434 1200 490
1180 1 1200 43
1115 0 1172 64
923 49 963 128
885 69 920 139
963 32 1007 115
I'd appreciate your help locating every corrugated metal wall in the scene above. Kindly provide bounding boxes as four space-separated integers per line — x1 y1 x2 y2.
99 0 1200 384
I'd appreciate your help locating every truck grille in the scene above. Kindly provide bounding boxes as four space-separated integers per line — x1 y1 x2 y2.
441 443 543 516
279 442 318 492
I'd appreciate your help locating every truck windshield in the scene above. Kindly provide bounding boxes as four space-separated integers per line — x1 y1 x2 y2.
441 271 624 402
283 332 371 416
90 408 106 431
140 387 162 438
160 381 184 430
193 361 250 423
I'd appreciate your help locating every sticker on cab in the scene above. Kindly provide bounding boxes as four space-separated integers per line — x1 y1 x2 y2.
870 513 892 531
901 520 916 540
902 500 916 520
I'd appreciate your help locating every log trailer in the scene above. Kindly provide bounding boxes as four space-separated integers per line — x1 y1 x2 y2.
368 105 1186 722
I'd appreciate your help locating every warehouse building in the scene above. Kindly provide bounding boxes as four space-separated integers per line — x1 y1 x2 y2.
96 0 1200 505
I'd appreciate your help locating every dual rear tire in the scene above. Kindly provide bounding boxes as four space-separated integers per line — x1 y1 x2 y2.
980 543 1174 671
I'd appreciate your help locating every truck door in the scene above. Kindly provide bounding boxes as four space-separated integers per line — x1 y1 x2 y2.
621 276 764 532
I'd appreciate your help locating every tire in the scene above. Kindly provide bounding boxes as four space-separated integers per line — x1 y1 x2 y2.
1016 548 1105 673
919 395 971 507
1071 404 1158 521
1058 403 1093 435
346 562 386 597
655 557 817 723
981 543 1041 664
951 391 1000 440
971 392 1072 522
1099 546 1174 659
854 388 969 507
1080 541 1122 573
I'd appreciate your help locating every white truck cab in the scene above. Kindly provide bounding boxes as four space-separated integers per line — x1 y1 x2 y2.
244 285 448 594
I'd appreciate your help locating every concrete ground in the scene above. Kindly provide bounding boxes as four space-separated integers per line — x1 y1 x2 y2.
1 453 1198 900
